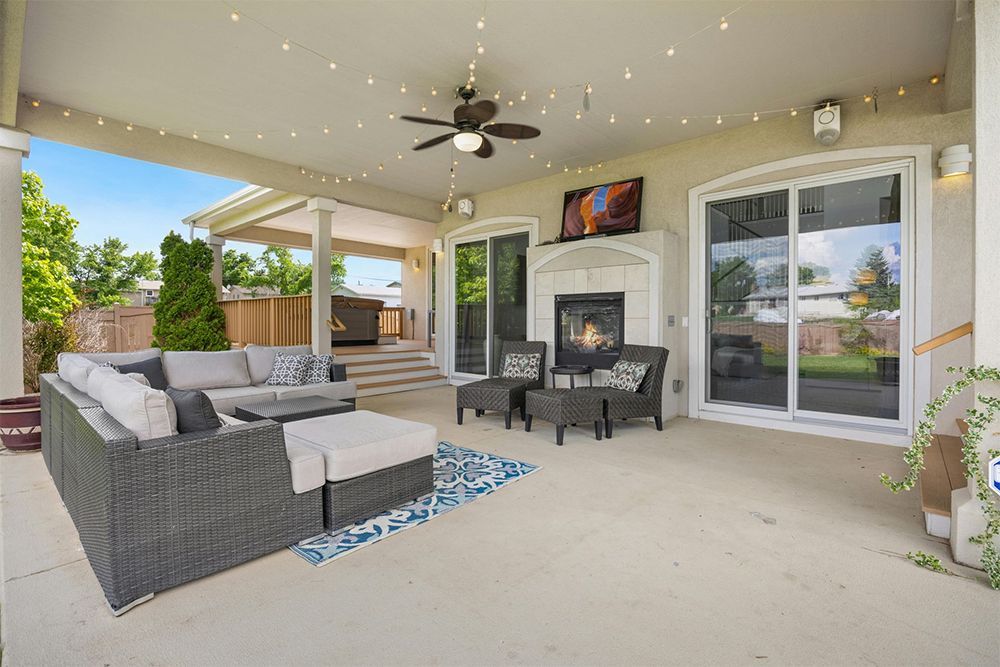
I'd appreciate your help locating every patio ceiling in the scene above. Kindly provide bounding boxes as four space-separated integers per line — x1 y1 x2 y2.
184 185 437 256
18 1 956 202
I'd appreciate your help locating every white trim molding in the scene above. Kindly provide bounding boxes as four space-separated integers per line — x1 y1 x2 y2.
686 145 933 446
0 126 30 155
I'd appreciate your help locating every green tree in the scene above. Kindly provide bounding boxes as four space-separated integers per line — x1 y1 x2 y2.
761 262 819 288
222 249 257 287
21 172 80 324
74 237 159 307
246 246 347 295
849 244 900 316
454 242 487 304
711 256 757 305
152 232 229 351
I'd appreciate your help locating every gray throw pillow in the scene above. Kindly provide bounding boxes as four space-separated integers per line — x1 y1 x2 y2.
117 356 168 390
165 387 222 433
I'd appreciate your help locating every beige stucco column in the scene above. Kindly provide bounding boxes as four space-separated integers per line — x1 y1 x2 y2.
207 234 225 300
950 0 1000 568
0 127 29 399
307 197 336 355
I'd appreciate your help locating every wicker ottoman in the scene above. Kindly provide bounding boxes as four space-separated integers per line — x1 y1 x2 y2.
455 378 529 429
283 410 437 532
524 389 605 446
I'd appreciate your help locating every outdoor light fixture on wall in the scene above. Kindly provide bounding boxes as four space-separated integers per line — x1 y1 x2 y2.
938 144 972 177
432 238 444 253
411 258 421 271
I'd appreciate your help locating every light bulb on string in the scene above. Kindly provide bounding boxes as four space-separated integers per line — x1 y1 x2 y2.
644 117 651 124
609 113 615 124
929 74 941 85
378 163 384 171
282 39 290 51
431 87 438 96
864 93 873 103
494 90 501 100
400 83 407 93
468 75 476 83
97 116 104 125
157 127 165 135
575 110 582 120
357 119 363 128
192 131 199 139
421 104 427 112
546 161 552 168
397 152 403 160
335 176 341 184
790 108 797 116
507 100 514 107
367 74 374 85
230 10 240 21
223 133 230 139
720 16 729 30
477 42 485 55
476 17 485 30
897 85 906 96
256 132 263 139
520 91 527 102
324 125 330 134
347 175 352 182
30 99 40 108
414 137 420 143
362 170 367 178
290 129 297 137
329 61 336 70
126 122 134 132
388 112 395 119
716 115 723 125
563 166 568 172
541 105 547 114
549 89 556 99
624 67 632 80
468 62 475 71
666 46 675 57
753 112 759 122
62 108 70 117
681 117 688 125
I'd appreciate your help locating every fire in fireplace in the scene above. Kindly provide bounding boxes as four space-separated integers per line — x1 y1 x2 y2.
554 292 625 369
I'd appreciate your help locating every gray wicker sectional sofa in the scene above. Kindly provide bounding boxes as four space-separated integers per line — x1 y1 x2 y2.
39 345 358 614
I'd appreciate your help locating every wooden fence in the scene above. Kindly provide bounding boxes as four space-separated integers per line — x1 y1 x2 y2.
713 320 900 355
98 306 155 352
220 296 406 346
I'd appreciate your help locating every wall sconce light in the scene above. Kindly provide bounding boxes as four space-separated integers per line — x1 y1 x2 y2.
938 144 972 177
411 258 421 271
432 238 443 253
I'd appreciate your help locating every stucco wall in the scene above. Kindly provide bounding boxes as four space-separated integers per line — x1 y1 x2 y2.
400 245 430 341
439 87 974 429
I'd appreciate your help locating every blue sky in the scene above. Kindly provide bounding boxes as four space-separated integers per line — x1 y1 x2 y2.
24 139 401 285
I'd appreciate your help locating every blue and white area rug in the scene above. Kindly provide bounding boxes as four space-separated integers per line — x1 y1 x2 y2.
290 442 539 566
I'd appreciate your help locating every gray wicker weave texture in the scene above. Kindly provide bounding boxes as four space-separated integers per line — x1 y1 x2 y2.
455 340 546 426
43 379 323 614
525 389 604 425
235 395 355 423
323 455 434 532
574 344 669 436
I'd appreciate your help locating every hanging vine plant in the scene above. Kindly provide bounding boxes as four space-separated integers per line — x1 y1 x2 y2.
881 365 1000 589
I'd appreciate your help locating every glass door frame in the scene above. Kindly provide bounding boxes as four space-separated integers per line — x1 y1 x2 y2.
695 160 915 433
447 227 533 384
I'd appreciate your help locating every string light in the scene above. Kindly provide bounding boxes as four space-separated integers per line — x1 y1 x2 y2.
97 116 104 125
126 122 134 131
378 163 384 171
546 160 552 168
753 111 759 121
929 74 941 85
790 108 797 116
30 99 40 107
644 117 651 124
362 170 367 178
609 113 616 124
62 108 70 117
563 165 569 172
720 16 729 30
396 152 403 160
666 46 675 57
494 90 501 100
347 175 352 182
431 87 438 96
529 153 535 159
477 42 485 55
230 10 240 21
584 83 593 95
421 104 428 112
864 93 873 103
577 167 583 174
681 117 688 125
512 139 518 145
387 112 395 119
507 100 514 107
476 17 485 30
400 83 407 93
321 175 326 182
192 131 199 139
575 110 582 120
468 62 476 71
290 129 297 137
541 105 547 115
549 89 556 99
329 61 336 70
282 39 291 51
897 85 906 96
520 91 527 101
716 115 723 124
335 176 341 184
257 132 263 139
158 127 165 135
323 125 330 134
367 74 374 85
356 119 363 128
300 167 307 175
223 132 230 139
624 67 632 80
414 137 419 143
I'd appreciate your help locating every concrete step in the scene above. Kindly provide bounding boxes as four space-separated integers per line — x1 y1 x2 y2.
336 349 432 363
344 357 431 373
356 374 448 397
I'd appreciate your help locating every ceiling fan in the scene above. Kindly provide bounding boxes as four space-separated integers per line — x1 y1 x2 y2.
400 86 541 158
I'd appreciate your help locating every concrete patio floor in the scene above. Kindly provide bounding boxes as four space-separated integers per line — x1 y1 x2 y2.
1 385 996 665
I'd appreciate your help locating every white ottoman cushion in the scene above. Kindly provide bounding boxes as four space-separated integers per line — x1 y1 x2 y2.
283 410 437 482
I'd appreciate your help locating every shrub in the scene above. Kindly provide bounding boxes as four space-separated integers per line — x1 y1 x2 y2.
22 309 106 393
152 232 229 351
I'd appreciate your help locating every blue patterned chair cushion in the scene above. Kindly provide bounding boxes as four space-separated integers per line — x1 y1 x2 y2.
501 353 541 381
605 360 649 392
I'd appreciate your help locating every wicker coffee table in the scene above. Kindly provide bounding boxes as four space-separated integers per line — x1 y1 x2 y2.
524 388 604 446
235 395 355 423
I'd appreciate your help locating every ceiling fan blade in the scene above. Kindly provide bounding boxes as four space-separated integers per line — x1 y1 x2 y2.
482 123 542 140
474 136 494 158
400 115 457 128
454 99 497 125
412 133 455 151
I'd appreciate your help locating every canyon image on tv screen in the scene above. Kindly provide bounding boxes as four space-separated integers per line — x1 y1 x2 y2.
561 177 643 241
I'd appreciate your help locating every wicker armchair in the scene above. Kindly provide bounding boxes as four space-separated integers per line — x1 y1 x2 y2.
577 344 669 438
456 340 546 429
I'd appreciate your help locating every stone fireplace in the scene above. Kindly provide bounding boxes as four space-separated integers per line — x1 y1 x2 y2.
554 292 625 369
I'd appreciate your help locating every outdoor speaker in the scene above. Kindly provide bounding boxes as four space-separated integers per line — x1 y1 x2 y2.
814 104 841 146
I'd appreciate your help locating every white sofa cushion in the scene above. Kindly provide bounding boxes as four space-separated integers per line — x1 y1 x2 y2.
283 410 437 482
87 366 151 403
284 442 326 494
58 355 99 393
270 381 357 403
245 344 312 385
162 350 251 390
99 372 177 441
79 348 161 366
200 385 276 416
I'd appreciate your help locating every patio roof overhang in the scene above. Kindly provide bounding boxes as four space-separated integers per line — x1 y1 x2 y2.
183 185 437 261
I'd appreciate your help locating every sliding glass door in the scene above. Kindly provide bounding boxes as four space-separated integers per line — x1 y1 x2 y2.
701 164 910 430
452 231 529 380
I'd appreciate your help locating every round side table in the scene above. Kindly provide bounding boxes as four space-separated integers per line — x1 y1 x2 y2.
548 365 594 389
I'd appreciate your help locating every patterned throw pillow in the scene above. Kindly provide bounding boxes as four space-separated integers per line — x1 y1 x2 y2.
266 353 311 386
501 353 541 381
605 360 650 392
303 354 333 384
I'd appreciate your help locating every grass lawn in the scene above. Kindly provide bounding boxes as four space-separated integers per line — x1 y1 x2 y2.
762 354 886 381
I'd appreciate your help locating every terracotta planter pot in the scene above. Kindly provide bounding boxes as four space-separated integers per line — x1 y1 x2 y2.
0 395 42 452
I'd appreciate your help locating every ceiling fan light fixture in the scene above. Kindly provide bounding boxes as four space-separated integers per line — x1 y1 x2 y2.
453 130 484 153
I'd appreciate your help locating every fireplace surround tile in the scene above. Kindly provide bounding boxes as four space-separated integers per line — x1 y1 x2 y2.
625 318 649 345
553 270 575 294
624 264 650 292
625 290 650 318
536 271 554 296
601 266 626 292
535 295 553 320
586 268 602 292
574 269 588 292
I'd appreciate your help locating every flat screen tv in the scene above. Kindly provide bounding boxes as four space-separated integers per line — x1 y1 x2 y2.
561 177 643 242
